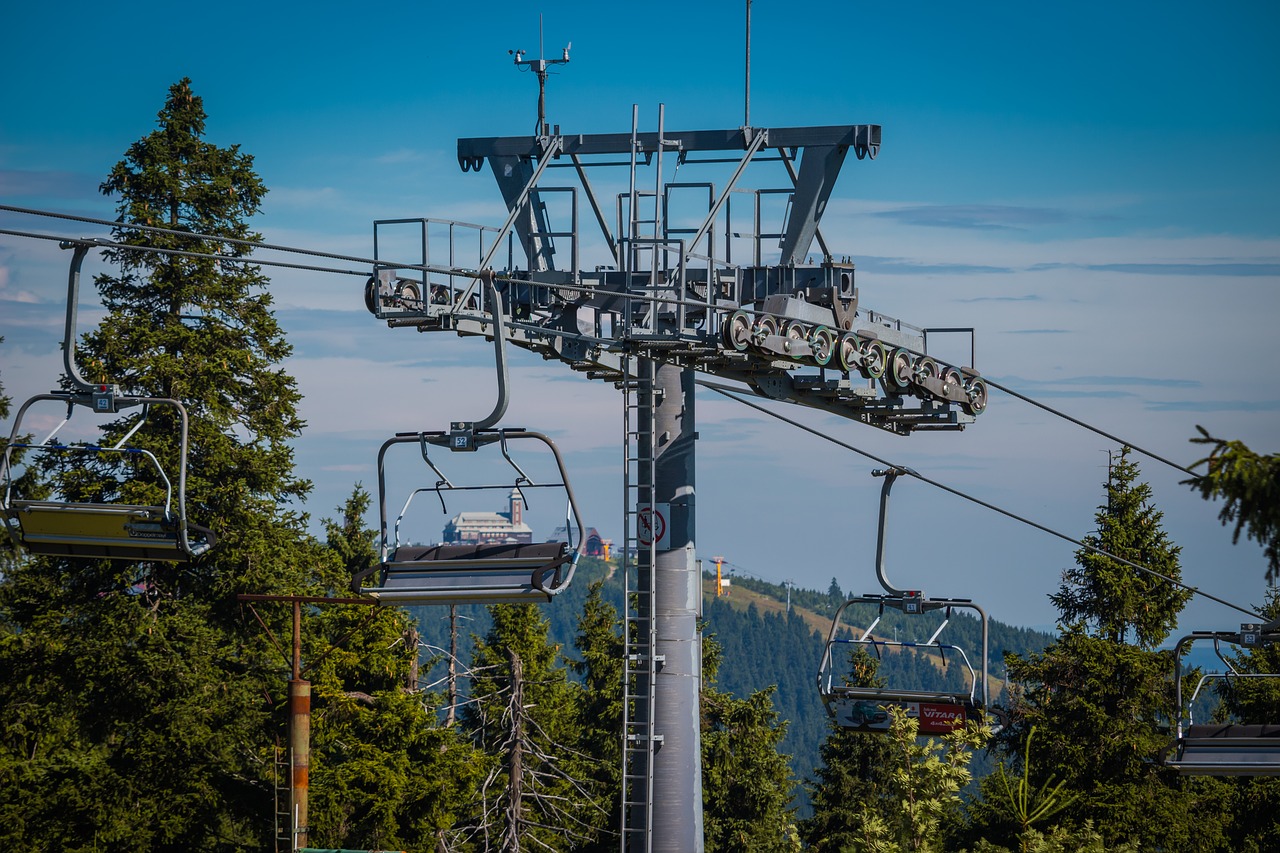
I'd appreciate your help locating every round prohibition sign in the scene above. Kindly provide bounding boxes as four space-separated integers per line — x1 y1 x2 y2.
637 506 667 547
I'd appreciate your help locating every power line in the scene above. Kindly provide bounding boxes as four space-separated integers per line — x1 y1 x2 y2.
698 378 1263 621
0 205 1221 515
0 228 367 277
984 375 1194 476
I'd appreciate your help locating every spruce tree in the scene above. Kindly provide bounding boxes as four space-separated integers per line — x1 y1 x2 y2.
0 79 312 850
701 631 799 853
984 447 1231 851
1051 447 1189 647
801 647 895 851
569 580 625 852
306 487 482 850
461 602 604 851
1185 426 1280 582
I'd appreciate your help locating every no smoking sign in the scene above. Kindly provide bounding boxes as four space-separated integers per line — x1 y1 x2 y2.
636 503 671 551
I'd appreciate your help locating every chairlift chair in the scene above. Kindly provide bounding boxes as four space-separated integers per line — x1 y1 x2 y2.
0 241 216 562
815 468 990 734
1164 627 1280 776
350 272 584 605
352 427 584 605
817 594 989 734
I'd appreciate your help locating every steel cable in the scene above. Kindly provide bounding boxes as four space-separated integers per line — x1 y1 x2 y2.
698 379 1262 620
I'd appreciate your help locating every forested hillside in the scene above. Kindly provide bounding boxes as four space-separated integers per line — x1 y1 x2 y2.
411 557 1056 814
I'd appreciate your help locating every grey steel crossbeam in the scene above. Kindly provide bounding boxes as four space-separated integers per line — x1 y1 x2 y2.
456 125 881 162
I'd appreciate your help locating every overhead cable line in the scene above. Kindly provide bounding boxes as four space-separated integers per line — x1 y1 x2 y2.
0 228 368 277
698 378 1262 621
0 207 1204 480
0 202 400 271
983 376 1194 476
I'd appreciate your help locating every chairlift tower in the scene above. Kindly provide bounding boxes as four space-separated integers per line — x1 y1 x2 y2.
363 50 986 853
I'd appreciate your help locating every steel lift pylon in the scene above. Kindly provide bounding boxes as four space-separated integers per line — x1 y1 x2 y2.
364 102 986 851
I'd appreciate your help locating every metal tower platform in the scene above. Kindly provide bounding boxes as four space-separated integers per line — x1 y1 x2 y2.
365 105 984 853
365 113 985 435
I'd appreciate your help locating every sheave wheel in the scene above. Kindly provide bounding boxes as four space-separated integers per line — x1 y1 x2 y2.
963 377 989 415
809 326 836 366
859 339 887 379
724 310 753 352
838 334 862 372
783 321 808 358
887 348 915 390
751 316 778 350
912 356 939 388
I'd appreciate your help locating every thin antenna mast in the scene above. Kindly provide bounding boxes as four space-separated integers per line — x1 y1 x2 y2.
510 17 571 136
745 0 752 126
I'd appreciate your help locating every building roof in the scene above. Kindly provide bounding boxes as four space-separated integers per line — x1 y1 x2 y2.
448 511 532 536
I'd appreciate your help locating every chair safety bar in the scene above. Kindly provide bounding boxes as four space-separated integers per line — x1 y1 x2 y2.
816 594 990 731
354 428 585 605
1165 629 1280 776
2 393 214 562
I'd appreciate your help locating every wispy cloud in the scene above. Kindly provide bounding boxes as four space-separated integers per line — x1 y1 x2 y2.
872 204 1070 231
1021 389 1139 399
960 294 1045 303
998 374 1202 390
854 255 1015 275
0 169 99 199
1029 262 1280 276
1146 400 1280 413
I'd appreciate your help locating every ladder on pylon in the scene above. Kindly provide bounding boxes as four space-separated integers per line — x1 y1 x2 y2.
273 740 292 852
620 352 661 852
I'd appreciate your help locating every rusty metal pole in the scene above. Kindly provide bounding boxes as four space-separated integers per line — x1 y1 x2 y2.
289 599 310 850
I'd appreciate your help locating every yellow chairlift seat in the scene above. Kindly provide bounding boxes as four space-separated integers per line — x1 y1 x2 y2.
6 499 216 562
2 393 215 564
1 243 216 564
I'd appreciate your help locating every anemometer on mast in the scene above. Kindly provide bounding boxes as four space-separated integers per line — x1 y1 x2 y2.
510 17 570 136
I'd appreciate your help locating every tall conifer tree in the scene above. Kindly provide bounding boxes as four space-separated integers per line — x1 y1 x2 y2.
462 602 604 851
802 647 894 851
306 487 481 850
0 79 312 850
569 580 625 852
986 448 1231 851
701 632 798 852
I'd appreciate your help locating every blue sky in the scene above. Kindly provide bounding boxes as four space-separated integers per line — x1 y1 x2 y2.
2 1 1279 634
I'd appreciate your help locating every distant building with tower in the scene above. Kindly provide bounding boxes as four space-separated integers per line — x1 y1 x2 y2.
443 488 533 544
